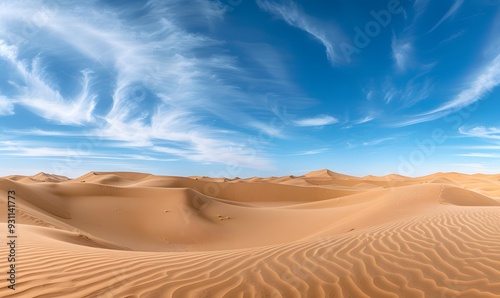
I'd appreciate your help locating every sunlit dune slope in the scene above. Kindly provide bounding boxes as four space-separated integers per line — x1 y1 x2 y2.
0 170 499 297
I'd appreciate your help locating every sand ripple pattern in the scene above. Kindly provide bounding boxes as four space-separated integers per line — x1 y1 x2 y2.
1 207 499 298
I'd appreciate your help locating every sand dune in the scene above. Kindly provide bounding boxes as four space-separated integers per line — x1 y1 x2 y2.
1 170 500 297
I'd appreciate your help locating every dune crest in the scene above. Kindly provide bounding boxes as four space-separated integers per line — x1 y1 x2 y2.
1 170 500 297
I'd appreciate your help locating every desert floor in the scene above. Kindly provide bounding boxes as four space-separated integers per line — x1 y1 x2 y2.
1 169 499 297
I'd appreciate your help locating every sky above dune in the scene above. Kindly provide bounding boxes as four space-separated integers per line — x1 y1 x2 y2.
0 0 499 178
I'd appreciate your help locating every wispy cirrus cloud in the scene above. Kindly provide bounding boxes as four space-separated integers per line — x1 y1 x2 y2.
293 115 338 127
0 142 177 162
353 116 375 125
429 53 500 114
256 0 342 64
0 95 14 115
436 30 465 47
0 143 91 157
0 0 290 171
428 0 464 33
391 36 414 72
2 129 83 137
382 76 433 107
362 137 396 146
453 145 500 150
456 153 500 158
0 39 97 124
290 148 329 156
390 52 500 127
383 84 397 104
0 40 16 60
459 126 500 140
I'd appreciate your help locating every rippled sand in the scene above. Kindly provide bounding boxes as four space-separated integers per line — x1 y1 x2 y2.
1 170 499 297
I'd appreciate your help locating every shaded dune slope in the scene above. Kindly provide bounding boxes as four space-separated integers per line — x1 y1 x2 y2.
0 171 499 297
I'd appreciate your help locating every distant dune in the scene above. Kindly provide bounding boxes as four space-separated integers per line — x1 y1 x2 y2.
1 170 500 297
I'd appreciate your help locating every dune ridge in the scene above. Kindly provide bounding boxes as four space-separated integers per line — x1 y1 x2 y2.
1 170 500 297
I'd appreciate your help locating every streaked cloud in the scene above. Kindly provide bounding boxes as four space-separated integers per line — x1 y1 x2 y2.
459 126 500 140
391 36 413 71
391 52 500 127
383 85 397 104
0 96 14 115
256 0 342 64
454 145 500 150
428 0 464 33
0 0 290 170
383 76 433 107
0 40 17 60
293 115 338 127
0 40 97 124
428 53 500 114
456 153 500 158
362 137 395 146
353 116 375 125
437 30 465 47
291 148 329 156
0 146 90 157
249 121 286 139
0 0 498 177
0 143 177 161
364 88 374 101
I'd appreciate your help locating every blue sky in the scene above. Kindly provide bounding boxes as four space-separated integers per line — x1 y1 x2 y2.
0 0 499 178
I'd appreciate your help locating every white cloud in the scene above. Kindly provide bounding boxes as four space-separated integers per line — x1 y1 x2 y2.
455 145 500 150
456 153 500 158
391 52 500 127
383 76 433 106
383 87 397 104
291 148 329 156
428 53 500 114
459 126 500 140
388 113 440 127
0 146 90 157
0 0 285 171
3 129 83 137
0 96 14 115
249 121 286 139
0 142 177 162
428 0 464 33
366 90 374 100
17 64 97 125
437 30 465 46
293 115 338 127
240 42 292 87
362 137 395 146
402 78 433 107
0 40 17 60
0 38 97 124
353 116 375 125
391 36 413 71
256 0 342 64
